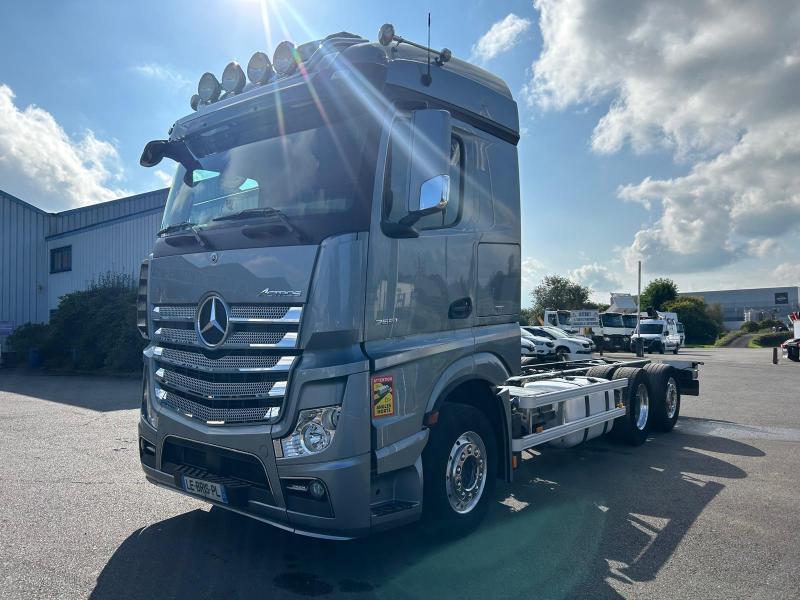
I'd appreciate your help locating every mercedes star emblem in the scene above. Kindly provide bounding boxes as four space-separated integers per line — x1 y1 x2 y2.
196 295 229 348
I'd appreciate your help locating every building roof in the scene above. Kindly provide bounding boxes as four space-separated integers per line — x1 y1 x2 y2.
0 187 169 237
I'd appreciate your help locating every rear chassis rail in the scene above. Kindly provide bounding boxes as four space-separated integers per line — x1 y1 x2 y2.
498 356 703 476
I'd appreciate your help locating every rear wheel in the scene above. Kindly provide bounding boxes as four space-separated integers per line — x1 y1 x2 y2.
610 367 650 445
788 346 799 362
658 342 666 354
422 403 497 533
644 363 681 432
585 364 620 381
672 344 680 355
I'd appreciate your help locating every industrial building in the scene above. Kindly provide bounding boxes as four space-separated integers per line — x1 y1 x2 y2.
0 188 168 344
681 287 800 330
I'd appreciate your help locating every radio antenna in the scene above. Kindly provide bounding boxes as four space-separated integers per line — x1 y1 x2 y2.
422 13 433 86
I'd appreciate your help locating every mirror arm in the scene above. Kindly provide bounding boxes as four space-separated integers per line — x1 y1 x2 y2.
381 221 420 239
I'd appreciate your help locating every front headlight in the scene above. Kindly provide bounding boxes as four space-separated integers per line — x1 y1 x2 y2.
281 407 341 458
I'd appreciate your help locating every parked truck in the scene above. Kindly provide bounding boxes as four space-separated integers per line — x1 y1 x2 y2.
136 25 702 539
782 312 800 362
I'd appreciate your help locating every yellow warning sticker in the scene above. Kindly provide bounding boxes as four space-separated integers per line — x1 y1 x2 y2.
372 375 395 418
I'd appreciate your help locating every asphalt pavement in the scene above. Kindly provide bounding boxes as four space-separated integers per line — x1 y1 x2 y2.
1 347 798 599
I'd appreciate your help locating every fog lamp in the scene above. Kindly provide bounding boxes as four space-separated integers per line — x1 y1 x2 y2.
308 480 326 500
221 61 246 93
247 51 273 84
198 72 221 102
273 41 298 76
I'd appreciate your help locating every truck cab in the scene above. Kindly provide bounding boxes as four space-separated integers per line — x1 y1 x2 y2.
543 309 579 334
136 27 520 538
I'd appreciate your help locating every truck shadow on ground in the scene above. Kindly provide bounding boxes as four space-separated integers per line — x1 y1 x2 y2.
0 370 140 411
89 426 762 600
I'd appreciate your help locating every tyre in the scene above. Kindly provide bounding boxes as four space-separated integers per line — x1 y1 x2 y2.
556 347 570 361
644 363 680 432
658 342 665 354
672 344 680 355
788 346 799 362
585 364 620 381
610 367 650 445
422 402 497 532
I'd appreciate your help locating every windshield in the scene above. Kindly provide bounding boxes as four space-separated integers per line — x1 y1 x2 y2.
623 314 639 328
601 313 624 327
542 326 568 338
639 323 664 334
557 311 571 325
160 113 378 246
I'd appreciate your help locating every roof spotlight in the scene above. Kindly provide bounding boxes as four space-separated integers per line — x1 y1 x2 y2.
379 23 396 46
197 72 221 102
247 51 273 85
222 61 246 94
190 94 201 111
273 41 298 76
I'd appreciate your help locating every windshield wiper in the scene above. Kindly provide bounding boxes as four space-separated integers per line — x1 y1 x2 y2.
157 221 209 248
211 207 310 243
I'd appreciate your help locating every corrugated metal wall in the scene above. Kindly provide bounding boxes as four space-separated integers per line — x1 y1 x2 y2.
0 191 52 328
49 188 168 236
46 210 164 311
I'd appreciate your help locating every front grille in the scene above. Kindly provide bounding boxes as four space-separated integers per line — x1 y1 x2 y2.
161 390 281 424
157 368 282 399
155 347 291 372
154 327 296 349
150 299 302 427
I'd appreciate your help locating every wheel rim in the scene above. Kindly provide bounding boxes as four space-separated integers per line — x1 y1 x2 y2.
634 383 650 430
557 348 569 361
665 377 678 419
445 431 487 514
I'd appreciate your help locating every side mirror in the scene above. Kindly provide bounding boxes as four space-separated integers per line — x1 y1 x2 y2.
404 109 452 221
140 140 169 167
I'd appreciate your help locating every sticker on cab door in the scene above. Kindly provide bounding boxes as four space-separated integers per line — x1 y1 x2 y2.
372 375 395 418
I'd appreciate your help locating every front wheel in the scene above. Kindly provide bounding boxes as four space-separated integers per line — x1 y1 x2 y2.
422 403 497 533
672 344 680 354
556 347 570 361
788 346 800 362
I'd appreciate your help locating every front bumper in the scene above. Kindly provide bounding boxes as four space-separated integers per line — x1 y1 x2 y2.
139 416 372 539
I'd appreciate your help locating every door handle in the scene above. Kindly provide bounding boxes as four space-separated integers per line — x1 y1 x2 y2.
448 297 472 319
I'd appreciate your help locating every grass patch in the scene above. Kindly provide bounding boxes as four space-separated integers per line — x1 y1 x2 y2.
749 331 792 348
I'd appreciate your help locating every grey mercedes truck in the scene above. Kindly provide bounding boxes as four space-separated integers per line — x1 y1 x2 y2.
138 25 701 539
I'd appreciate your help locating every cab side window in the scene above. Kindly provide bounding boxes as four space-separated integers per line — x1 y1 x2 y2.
383 117 465 230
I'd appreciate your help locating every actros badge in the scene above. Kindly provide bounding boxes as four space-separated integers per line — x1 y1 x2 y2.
259 288 302 297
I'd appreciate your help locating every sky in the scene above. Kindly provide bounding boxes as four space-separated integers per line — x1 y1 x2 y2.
1 0 799 304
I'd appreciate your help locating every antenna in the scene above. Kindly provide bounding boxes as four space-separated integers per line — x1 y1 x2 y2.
377 21 451 86
422 13 432 86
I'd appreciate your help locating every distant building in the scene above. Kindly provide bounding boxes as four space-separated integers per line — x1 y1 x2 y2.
608 293 638 313
680 287 800 330
0 188 168 345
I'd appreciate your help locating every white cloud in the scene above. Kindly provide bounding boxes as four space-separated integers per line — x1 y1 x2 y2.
568 263 622 294
153 169 174 188
0 84 127 211
527 0 800 273
133 63 191 91
471 14 532 62
773 262 800 284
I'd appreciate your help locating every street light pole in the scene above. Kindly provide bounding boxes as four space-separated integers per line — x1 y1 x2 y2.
636 260 643 357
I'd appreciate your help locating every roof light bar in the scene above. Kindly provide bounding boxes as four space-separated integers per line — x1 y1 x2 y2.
221 61 246 94
197 72 221 103
273 41 298 76
247 51 273 85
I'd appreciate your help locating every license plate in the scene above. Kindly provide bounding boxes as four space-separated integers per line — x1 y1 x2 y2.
182 475 228 504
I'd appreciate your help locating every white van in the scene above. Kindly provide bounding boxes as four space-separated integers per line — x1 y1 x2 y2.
630 318 681 354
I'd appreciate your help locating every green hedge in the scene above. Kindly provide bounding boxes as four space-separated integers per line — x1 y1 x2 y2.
749 331 792 348
6 273 145 372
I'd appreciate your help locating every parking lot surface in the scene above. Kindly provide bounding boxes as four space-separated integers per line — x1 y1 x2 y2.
1 347 799 599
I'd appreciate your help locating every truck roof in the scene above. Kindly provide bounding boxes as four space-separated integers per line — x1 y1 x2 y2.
169 32 519 145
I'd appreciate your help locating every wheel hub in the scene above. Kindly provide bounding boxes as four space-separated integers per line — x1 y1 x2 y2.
665 377 678 419
445 431 487 514
635 383 650 430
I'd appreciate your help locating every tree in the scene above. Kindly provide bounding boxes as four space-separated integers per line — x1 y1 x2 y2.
519 308 537 326
530 275 592 321
663 296 721 344
640 278 679 312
